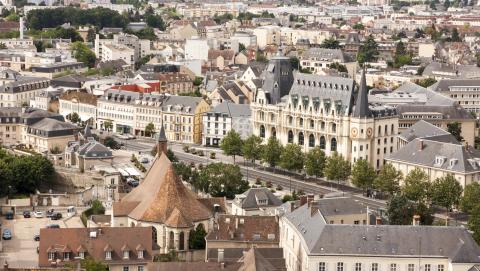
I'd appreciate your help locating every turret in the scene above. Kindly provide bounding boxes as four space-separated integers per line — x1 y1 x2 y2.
157 121 167 156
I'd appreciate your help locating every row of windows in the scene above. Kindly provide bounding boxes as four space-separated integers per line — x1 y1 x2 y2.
319 262 445 271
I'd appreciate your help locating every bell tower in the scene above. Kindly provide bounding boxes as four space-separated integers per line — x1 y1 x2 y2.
157 121 168 156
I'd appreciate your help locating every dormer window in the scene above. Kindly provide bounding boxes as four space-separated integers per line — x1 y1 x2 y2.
79 251 85 259
123 250 129 259
64 252 70 261
138 250 144 259
48 252 55 261
105 251 112 260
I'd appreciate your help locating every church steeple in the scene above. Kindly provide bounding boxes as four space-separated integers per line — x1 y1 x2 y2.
352 67 370 118
156 121 167 156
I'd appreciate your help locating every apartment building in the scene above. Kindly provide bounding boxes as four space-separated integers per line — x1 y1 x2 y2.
430 79 480 115
202 102 251 146
0 75 50 107
0 107 78 153
252 57 398 170
101 44 135 67
299 48 347 74
58 91 98 126
97 90 210 144
280 198 480 271
158 72 194 95
95 33 150 64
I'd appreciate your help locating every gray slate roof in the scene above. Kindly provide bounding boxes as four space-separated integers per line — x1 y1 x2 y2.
303 48 345 62
430 79 480 92
284 204 480 262
211 102 251 118
386 137 480 173
396 104 473 120
398 120 452 143
236 188 282 210
314 197 367 217
352 69 370 118
78 140 113 158
394 82 454 106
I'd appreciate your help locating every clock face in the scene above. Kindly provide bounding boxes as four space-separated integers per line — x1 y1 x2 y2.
351 128 358 138
367 128 373 137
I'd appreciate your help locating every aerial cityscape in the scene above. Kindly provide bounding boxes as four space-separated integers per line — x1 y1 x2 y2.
0 0 480 270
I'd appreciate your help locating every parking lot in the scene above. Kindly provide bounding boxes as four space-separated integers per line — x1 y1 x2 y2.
0 212 84 268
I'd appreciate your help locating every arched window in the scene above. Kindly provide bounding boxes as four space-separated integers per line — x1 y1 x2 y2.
288 130 294 143
152 226 157 244
309 134 315 147
299 118 304 127
310 119 314 129
332 123 337 133
331 138 337 152
260 125 265 138
321 121 325 130
179 232 185 251
378 126 381 136
391 124 395 134
385 125 388 135
271 127 276 138
169 231 174 249
319 136 326 149
298 132 304 145
288 116 293 124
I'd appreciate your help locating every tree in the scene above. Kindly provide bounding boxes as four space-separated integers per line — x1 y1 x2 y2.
103 136 120 149
431 174 463 219
329 62 348 73
242 135 263 164
70 112 80 123
71 41 96 68
352 22 364 30
357 35 379 65
86 28 96 43
351 159 376 192
460 182 480 213
145 14 165 30
468 206 480 244
290 56 300 70
374 163 402 196
144 122 155 137
91 199 105 214
239 43 246 52
324 152 351 184
261 137 283 168
402 168 431 204
189 224 207 249
447 122 463 142
451 27 461 42
304 146 326 178
320 37 340 49
81 256 108 271
387 194 415 225
220 130 243 163
0 42 7 49
279 144 304 173
197 163 249 199
103 120 113 131
416 78 437 88
444 0 450 8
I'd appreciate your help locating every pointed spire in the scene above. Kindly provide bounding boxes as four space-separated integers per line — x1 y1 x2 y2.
352 67 370 118
156 120 167 156
84 125 92 138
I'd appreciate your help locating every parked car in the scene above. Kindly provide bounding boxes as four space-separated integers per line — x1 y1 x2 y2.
127 178 139 187
5 211 14 220
2 229 12 240
46 209 54 218
34 234 40 241
140 157 149 163
50 213 62 220
46 224 60 229
23 211 31 218
33 211 44 218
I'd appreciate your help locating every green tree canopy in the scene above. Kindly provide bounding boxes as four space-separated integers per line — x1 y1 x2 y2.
242 135 263 163
145 122 155 137
387 194 415 225
304 146 326 178
324 152 351 184
279 144 304 173
320 37 340 49
197 163 248 199
261 137 283 168
374 163 402 195
351 159 376 191
468 206 480 244
220 130 243 163
402 168 431 204
460 182 480 213
81 256 108 271
431 174 463 212
71 41 96 68
357 35 379 64
447 122 463 142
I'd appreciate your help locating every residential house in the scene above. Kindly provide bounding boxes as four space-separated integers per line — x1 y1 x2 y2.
231 188 282 216
0 76 50 107
38 227 153 271
59 90 98 126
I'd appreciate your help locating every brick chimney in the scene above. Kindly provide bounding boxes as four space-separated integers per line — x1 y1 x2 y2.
376 216 382 225
300 195 307 206
418 140 424 151
307 194 314 207
289 201 295 212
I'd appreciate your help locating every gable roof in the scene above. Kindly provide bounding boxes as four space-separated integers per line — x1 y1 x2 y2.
206 215 279 244
398 120 453 143
236 187 282 210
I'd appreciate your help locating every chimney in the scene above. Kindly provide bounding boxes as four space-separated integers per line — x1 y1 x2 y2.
300 195 307 206
418 140 424 151
289 201 295 212
307 194 314 207
217 249 224 263
235 217 238 229
310 206 319 217
4 261 8 271
376 216 382 225
220 263 225 269
412 215 420 226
